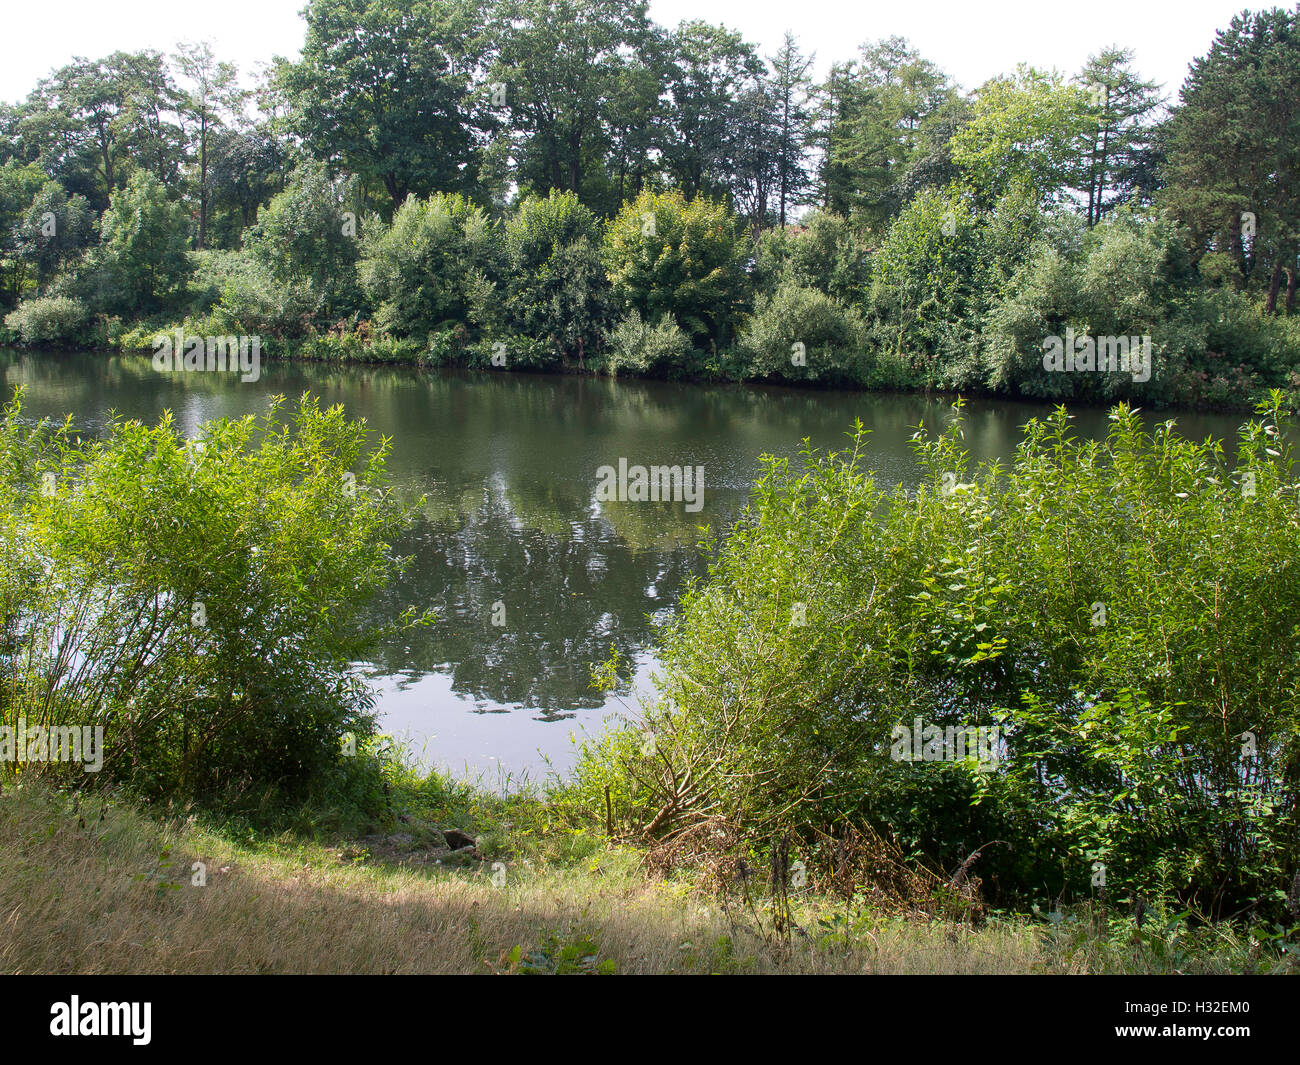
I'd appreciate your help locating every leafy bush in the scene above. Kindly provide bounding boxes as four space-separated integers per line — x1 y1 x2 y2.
981 209 1294 406
359 192 501 341
3 295 88 345
739 280 866 382
244 162 363 321
868 187 981 388
11 180 96 292
0 389 426 803
189 250 316 341
88 172 192 315
602 310 692 377
603 189 749 357
503 190 612 363
581 397 1300 918
752 211 871 306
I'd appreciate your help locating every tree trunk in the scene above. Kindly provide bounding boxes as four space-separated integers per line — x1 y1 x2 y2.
197 116 208 251
1286 255 1298 316
384 174 406 210
1265 257 1283 315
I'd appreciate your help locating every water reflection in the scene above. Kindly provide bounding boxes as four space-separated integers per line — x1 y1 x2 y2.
0 350 1252 776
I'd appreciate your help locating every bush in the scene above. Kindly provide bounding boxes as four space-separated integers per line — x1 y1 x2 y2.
603 189 749 357
752 211 871 306
89 172 192 315
602 310 692 377
359 192 501 341
0 389 427 803
868 187 982 388
739 280 866 382
503 190 612 363
581 398 1300 918
245 162 363 321
981 209 1293 406
190 250 316 341
4 295 88 345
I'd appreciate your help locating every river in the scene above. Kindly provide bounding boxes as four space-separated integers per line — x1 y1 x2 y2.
0 350 1251 783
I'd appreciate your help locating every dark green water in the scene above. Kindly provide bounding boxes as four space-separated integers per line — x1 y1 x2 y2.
0 350 1250 780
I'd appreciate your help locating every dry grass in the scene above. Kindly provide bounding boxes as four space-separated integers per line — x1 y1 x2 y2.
0 783 1280 975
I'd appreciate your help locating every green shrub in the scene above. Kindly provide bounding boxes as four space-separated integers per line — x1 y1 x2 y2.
359 192 501 341
503 190 612 363
192 250 316 341
88 172 192 315
739 281 866 382
753 211 871 306
244 162 363 320
4 295 88 345
603 189 749 356
581 397 1300 918
0 388 428 804
602 310 692 377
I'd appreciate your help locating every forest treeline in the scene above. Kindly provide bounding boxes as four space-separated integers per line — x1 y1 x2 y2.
3 1 1300 407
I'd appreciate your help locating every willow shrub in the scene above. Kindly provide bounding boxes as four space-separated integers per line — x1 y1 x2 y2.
0 388 424 806
579 396 1300 917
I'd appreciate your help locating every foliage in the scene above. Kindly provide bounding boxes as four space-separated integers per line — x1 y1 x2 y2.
502 190 612 362
89 171 192 314
603 189 748 356
0 388 426 802
358 191 501 340
579 399 1300 918
3 296 89 345
245 162 362 322
602 310 692 377
739 280 866 382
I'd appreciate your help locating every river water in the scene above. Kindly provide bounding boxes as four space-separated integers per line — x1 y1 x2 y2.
0 350 1250 783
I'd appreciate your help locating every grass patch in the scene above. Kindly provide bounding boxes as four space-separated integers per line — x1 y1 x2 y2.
1 780 1290 975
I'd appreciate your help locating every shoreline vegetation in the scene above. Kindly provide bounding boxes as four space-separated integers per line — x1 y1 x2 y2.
2 778 1288 975
5 8 1300 414
2 332 1278 415
2 386 1299 974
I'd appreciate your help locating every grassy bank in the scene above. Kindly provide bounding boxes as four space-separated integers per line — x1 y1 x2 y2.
1 780 1289 975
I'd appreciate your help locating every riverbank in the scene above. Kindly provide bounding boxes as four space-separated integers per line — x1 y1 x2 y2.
3 324 1287 414
2 781 1285 975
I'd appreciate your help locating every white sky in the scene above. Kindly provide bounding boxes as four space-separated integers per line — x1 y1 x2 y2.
0 0 1279 105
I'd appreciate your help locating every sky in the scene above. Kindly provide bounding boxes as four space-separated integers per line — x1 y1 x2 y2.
0 0 1282 105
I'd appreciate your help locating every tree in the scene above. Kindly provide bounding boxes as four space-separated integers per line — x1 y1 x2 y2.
820 38 954 227
176 42 245 250
502 189 612 361
358 192 501 338
206 127 287 237
245 162 362 320
1075 48 1164 226
491 0 654 211
660 20 763 203
766 32 817 227
0 161 49 308
284 0 490 210
729 79 780 233
1162 8 1300 313
602 50 666 209
12 181 96 292
18 52 183 208
950 65 1094 209
93 170 191 313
